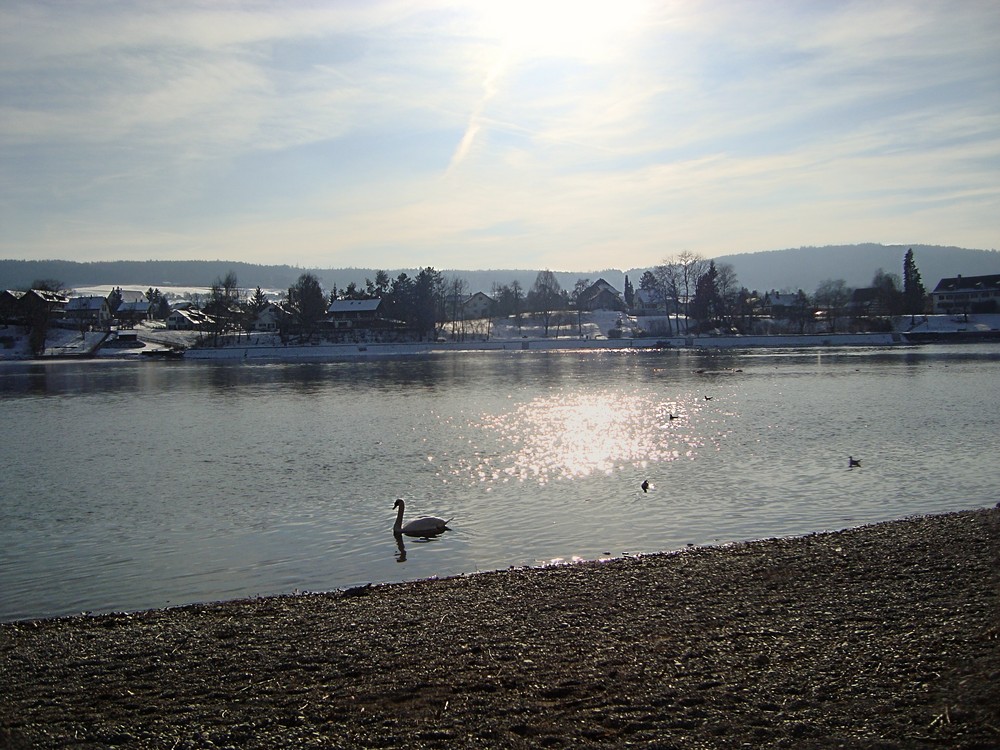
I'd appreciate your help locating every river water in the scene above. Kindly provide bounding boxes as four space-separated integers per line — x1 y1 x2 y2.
1 344 998 622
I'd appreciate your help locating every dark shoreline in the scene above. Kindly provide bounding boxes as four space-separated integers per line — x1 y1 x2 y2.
3 508 998 749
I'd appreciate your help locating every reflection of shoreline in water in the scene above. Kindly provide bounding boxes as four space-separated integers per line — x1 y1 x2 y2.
176 331 909 362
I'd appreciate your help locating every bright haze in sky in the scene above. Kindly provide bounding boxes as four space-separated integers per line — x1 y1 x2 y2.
1 1 998 271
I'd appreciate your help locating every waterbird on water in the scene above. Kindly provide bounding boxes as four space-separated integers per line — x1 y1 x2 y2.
704 396 713 401
641 480 650 493
393 499 451 538
849 456 861 468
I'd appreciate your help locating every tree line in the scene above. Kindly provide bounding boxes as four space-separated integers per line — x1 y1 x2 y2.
225 248 927 339
14 249 930 346
194 267 595 341
635 248 927 335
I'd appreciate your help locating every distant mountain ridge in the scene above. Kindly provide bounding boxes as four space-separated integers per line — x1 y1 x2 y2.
1 244 996 296
703 244 1000 293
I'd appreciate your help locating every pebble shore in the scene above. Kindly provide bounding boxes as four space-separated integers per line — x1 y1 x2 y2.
2 507 998 749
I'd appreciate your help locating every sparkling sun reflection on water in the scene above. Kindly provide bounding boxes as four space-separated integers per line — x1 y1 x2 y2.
455 388 734 485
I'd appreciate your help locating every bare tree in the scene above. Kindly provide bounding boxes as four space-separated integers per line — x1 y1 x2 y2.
446 276 468 341
651 265 672 335
713 263 738 328
652 253 709 334
871 269 903 317
814 279 852 333
674 251 708 334
510 280 524 335
527 270 563 337
572 278 591 336
205 271 243 341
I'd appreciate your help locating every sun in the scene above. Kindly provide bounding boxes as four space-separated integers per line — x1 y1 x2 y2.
480 0 650 62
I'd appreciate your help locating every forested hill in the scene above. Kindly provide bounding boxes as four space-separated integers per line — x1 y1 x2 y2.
0 259 613 295
0 259 317 292
1 244 997 295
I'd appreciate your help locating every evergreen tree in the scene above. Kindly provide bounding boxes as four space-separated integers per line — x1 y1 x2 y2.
287 273 326 337
902 248 926 316
414 267 443 339
385 273 414 326
248 286 269 314
690 260 720 331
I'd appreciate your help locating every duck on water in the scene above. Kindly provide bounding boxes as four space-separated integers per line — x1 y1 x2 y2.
392 499 452 538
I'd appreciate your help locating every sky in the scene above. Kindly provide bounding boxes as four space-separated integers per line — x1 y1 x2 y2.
1 1 998 272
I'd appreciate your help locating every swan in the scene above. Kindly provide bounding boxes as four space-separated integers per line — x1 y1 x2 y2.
393 499 451 537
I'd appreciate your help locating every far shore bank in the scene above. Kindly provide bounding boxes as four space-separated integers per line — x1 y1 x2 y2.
4 313 999 362
2 507 997 748
7 327 1000 364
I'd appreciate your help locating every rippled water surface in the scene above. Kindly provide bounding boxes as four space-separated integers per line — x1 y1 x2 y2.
2 344 998 621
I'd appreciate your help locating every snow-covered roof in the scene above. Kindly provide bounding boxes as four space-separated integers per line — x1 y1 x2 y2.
168 308 211 323
66 296 107 311
933 274 1000 293
328 299 382 313
28 289 69 304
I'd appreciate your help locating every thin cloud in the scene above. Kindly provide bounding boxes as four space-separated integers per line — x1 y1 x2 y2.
0 0 997 268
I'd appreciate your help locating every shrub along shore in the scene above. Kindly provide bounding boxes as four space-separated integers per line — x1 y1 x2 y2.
2 507 998 749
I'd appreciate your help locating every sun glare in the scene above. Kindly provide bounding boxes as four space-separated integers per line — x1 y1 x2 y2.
481 0 649 61
473 391 704 483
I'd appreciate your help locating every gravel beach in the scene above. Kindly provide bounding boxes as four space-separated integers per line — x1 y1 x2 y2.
2 507 998 749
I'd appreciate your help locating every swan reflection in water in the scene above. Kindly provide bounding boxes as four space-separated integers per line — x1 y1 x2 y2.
393 528 452 563
392 498 452 562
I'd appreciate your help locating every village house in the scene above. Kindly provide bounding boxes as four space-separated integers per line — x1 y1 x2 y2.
17 289 69 323
166 308 213 331
846 287 884 319
327 298 383 329
763 290 811 319
0 290 26 324
115 299 154 327
577 279 626 312
631 288 666 316
931 274 1000 315
65 296 112 329
118 290 148 304
252 303 289 333
462 292 494 320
